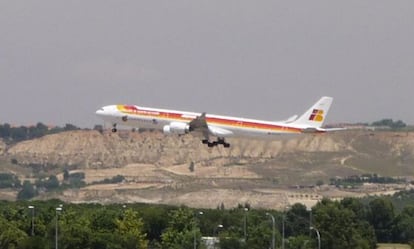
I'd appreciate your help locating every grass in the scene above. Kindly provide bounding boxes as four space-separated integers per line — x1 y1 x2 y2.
377 243 411 249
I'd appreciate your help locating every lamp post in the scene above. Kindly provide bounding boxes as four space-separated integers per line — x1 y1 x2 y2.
307 207 313 237
310 226 321 249
282 205 291 249
266 213 275 249
55 207 63 249
243 208 248 243
213 224 223 249
193 211 203 249
282 212 285 249
28 205 35 236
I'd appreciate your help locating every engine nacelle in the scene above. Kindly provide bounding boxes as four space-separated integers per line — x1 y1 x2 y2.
163 122 190 135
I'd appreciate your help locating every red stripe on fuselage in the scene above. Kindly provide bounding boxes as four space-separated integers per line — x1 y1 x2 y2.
118 105 302 133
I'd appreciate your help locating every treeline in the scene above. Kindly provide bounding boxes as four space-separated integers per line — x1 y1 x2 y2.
371 119 407 130
0 171 87 200
1 193 414 249
1 171 127 200
330 174 410 188
0 123 80 143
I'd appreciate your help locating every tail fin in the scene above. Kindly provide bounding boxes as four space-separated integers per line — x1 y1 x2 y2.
292 96 333 128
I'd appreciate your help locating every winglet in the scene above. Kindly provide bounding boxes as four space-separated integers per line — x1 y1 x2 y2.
292 96 333 128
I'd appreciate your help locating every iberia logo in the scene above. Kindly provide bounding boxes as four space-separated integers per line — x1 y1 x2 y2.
117 105 139 113
309 109 324 122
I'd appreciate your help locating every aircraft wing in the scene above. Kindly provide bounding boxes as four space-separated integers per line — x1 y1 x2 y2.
188 112 210 139
189 113 233 139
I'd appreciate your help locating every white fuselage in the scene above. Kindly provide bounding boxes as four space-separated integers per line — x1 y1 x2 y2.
96 105 312 139
95 97 334 147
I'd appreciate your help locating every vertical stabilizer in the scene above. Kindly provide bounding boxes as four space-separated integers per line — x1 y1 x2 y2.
293 96 333 128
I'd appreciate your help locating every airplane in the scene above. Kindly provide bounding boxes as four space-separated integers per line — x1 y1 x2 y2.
95 96 339 148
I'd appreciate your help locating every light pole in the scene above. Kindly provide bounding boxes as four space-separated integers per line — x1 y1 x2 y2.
282 212 285 249
28 205 35 236
55 207 63 249
213 224 223 249
193 211 203 249
282 205 291 249
310 226 321 249
307 207 313 237
266 213 275 249
243 208 248 243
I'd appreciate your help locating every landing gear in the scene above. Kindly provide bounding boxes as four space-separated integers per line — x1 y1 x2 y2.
202 138 230 148
111 124 117 133
217 138 230 147
207 141 218 147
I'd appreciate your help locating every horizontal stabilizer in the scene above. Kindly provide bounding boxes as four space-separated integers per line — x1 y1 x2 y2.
318 127 347 132
283 114 298 123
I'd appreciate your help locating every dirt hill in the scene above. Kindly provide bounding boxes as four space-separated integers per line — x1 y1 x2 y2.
1 130 414 208
4 130 349 168
0 139 5 156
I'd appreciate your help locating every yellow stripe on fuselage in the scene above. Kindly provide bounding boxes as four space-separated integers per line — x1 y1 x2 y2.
117 105 302 134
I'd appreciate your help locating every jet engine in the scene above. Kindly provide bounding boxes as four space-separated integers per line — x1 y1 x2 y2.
163 122 190 135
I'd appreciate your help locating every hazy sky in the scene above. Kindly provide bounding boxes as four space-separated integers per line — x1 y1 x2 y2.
1 1 413 127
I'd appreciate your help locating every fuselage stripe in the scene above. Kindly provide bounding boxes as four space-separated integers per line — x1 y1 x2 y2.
117 105 302 133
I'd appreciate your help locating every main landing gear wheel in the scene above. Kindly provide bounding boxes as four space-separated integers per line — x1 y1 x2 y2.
203 138 230 148
207 141 218 147
111 124 117 133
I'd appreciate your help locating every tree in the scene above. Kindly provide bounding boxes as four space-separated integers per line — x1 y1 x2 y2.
392 205 414 243
63 169 69 181
371 119 406 130
28 123 49 139
285 235 313 249
285 203 310 237
115 209 148 249
64 124 79 131
0 123 11 138
41 175 59 190
10 126 28 141
392 120 407 129
314 198 376 249
368 198 395 242
90 208 118 232
59 208 93 249
0 216 28 249
188 162 195 172
161 208 195 249
140 205 169 242
244 219 275 249
17 181 37 200
341 197 368 221
316 180 324 186
0 173 20 188
18 236 50 249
